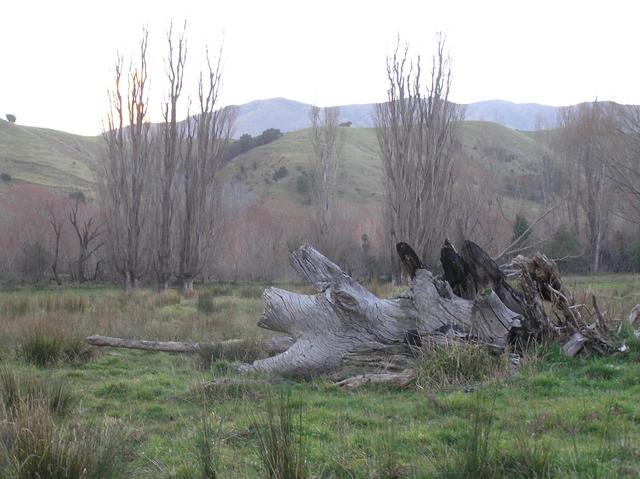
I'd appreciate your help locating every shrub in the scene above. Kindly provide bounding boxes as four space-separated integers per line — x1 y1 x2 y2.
272 165 288 182
5 113 16 123
414 339 508 390
0 172 11 182
16 241 51 283
253 390 309 479
296 173 312 194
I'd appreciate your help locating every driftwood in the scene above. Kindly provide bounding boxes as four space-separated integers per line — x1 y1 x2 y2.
239 242 521 378
85 335 295 356
240 240 617 380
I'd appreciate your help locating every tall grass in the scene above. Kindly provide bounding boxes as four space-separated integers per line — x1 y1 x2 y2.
253 390 309 479
0 369 76 416
414 339 510 390
16 324 94 367
0 370 131 479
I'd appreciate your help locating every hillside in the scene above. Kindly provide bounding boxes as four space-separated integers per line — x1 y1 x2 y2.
0 115 552 222
0 119 101 194
222 121 549 214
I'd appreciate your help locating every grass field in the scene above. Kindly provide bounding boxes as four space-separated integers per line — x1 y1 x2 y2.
1 278 639 478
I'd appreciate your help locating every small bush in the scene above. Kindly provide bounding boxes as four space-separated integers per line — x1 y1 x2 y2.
272 165 288 182
414 339 509 390
17 327 94 367
253 390 309 479
0 172 11 182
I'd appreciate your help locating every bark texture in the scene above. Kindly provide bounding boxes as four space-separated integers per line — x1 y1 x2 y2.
240 244 521 377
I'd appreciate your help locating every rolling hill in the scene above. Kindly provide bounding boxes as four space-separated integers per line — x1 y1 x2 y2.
0 118 102 194
232 98 562 136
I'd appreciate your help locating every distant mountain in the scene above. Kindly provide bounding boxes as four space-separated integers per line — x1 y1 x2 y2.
463 100 559 130
232 98 563 137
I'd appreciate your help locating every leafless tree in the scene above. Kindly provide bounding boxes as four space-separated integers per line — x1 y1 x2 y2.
607 104 640 224
308 105 341 255
155 23 187 292
177 50 234 295
47 203 64 285
557 101 615 272
375 35 463 282
102 30 152 289
67 198 104 283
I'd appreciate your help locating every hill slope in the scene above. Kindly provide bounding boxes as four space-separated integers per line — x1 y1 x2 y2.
222 121 549 211
0 119 101 193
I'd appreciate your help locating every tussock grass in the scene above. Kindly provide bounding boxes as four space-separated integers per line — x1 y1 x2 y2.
16 323 94 367
0 404 132 479
0 369 76 416
414 339 510 390
196 338 267 370
253 390 309 479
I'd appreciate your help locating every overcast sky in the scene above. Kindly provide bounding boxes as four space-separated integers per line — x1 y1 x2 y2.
1 0 638 135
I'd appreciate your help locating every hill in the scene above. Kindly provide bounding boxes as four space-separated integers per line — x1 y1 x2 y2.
222 121 549 214
232 98 563 136
0 119 102 194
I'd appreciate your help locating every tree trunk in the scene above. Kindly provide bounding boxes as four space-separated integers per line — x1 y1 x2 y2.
239 243 521 378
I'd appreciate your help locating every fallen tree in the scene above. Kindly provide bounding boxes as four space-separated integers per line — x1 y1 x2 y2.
239 240 617 380
85 240 619 386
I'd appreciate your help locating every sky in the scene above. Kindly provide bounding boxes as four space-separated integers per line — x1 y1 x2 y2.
1 0 639 135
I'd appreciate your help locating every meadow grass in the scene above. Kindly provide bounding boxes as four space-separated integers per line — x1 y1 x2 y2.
0 279 638 477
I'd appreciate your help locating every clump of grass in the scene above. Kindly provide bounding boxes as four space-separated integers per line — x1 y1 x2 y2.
0 403 132 479
204 284 233 298
0 369 76 416
253 390 309 479
196 338 267 370
436 393 497 478
414 339 509 390
237 285 263 299
197 293 235 314
16 326 94 367
40 294 89 314
154 289 182 307
0 295 30 317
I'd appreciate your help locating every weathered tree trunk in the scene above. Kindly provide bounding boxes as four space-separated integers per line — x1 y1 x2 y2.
85 335 295 356
239 244 521 378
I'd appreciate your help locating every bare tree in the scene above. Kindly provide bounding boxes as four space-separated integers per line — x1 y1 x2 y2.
558 101 614 272
308 105 341 255
177 50 234 295
102 30 152 289
375 35 463 282
607 104 640 224
155 23 187 292
47 202 64 285
67 198 104 283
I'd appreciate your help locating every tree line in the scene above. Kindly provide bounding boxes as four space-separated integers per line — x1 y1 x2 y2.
2 31 640 288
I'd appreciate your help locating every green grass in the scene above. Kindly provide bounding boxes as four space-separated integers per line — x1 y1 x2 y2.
0 281 639 477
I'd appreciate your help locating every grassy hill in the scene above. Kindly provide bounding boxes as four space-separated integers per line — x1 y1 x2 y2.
0 119 101 194
0 117 553 221
223 121 550 215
